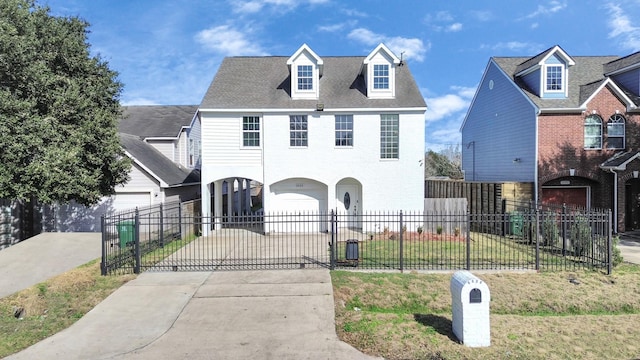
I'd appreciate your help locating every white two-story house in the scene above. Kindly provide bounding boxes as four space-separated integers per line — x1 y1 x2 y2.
199 44 426 232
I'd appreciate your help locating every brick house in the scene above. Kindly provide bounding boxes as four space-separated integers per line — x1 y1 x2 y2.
461 45 640 233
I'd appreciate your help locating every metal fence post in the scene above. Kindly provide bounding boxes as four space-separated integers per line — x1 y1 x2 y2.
330 210 336 270
159 203 164 247
178 202 183 240
562 204 567 257
466 212 471 270
100 214 107 276
535 205 540 271
608 209 613 275
399 211 404 272
134 208 141 274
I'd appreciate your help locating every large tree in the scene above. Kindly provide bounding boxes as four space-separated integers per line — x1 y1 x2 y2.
0 0 130 206
425 145 463 179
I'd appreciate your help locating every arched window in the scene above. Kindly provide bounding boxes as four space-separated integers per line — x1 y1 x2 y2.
607 114 625 149
584 115 602 149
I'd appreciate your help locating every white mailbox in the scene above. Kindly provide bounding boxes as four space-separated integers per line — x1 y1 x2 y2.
450 271 491 347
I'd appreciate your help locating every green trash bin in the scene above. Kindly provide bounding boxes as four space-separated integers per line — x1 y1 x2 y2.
117 221 135 248
509 212 523 236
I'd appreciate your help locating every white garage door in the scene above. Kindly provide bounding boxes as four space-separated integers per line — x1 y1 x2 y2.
109 192 152 212
269 180 327 232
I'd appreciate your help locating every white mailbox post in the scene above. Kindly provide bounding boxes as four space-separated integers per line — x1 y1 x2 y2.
450 271 491 347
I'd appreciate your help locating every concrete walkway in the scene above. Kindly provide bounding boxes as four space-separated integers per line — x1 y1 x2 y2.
1 233 378 359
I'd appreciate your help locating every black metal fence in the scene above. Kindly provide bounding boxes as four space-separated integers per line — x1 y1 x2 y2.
101 201 612 275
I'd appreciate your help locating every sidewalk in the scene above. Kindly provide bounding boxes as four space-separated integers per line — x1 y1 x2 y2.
618 231 640 264
6 269 380 360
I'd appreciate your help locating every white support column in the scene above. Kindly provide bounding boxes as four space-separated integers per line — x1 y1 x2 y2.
238 178 245 216
214 180 223 231
227 179 234 221
245 179 252 212
201 182 211 236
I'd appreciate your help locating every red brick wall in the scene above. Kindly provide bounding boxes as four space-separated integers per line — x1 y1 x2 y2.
537 85 640 231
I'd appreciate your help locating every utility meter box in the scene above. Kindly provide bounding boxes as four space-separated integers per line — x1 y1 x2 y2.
450 271 491 347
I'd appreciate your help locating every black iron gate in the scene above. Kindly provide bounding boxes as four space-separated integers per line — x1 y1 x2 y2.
101 203 612 275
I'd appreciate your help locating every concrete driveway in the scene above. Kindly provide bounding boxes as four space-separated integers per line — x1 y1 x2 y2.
618 231 640 264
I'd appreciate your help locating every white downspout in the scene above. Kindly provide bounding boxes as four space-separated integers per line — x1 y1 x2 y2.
607 168 618 234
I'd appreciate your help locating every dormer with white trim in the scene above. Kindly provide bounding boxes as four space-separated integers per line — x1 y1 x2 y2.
363 43 400 99
514 45 575 99
287 44 323 100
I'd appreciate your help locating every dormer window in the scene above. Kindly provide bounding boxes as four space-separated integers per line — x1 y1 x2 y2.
514 45 574 99
373 64 389 89
363 43 400 99
297 65 313 90
287 44 323 100
545 65 563 91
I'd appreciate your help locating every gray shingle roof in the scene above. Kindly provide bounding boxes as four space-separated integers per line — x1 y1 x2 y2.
200 56 426 109
601 150 640 168
604 51 640 75
493 55 620 109
119 105 198 138
119 133 200 187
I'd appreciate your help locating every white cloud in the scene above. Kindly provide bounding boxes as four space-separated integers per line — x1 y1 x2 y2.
470 10 493 22
424 86 477 150
446 23 463 32
425 93 470 124
347 28 428 62
425 11 463 33
195 25 268 56
480 41 543 53
340 7 368 17
524 0 567 19
230 0 329 14
607 3 640 51
121 98 160 106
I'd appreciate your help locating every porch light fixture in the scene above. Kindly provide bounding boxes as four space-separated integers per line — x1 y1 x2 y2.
569 168 575 176
316 103 324 111
634 171 639 179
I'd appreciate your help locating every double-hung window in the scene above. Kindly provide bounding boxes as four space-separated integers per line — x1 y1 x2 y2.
297 65 313 90
290 115 308 147
373 64 389 89
584 114 602 149
380 114 399 159
335 115 353 146
545 65 563 91
242 116 260 147
607 114 625 149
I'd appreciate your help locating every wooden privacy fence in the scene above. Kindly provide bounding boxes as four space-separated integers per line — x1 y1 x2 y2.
425 180 534 214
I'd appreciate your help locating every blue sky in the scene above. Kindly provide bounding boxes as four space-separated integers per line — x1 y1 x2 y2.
43 0 640 152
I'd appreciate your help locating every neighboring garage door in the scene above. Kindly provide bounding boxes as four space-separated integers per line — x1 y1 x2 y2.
541 187 588 208
108 192 152 212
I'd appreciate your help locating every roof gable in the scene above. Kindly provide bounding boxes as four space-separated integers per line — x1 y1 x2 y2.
120 133 200 187
515 45 575 76
287 43 323 75
363 43 400 65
